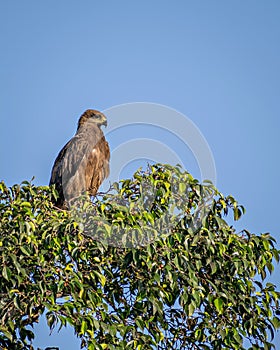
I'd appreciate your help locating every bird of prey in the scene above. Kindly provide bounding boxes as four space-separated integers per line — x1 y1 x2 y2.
49 109 110 209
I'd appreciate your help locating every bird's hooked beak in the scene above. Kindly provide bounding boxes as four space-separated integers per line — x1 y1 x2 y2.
102 119 107 127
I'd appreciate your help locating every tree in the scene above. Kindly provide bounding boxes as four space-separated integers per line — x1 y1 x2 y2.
0 164 279 350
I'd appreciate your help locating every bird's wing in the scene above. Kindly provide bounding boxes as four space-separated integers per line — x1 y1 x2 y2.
62 133 92 178
50 134 92 201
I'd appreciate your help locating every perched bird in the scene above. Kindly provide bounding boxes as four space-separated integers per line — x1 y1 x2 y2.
49 109 110 209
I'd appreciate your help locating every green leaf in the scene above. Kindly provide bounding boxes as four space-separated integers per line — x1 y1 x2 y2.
2 265 11 280
214 297 224 314
271 317 280 329
94 271 106 287
179 182 186 193
20 245 31 256
21 201 32 207
188 301 196 316
81 320 87 334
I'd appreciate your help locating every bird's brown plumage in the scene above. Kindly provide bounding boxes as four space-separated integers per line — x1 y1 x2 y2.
49 109 110 209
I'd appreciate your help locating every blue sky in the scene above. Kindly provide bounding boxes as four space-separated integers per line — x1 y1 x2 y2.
1 1 280 348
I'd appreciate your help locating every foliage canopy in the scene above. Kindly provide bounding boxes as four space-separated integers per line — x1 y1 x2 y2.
0 164 279 350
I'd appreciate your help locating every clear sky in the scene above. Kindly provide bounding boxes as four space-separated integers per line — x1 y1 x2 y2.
1 1 280 348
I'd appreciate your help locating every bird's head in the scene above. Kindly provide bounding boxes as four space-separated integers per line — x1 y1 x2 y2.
78 109 108 129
